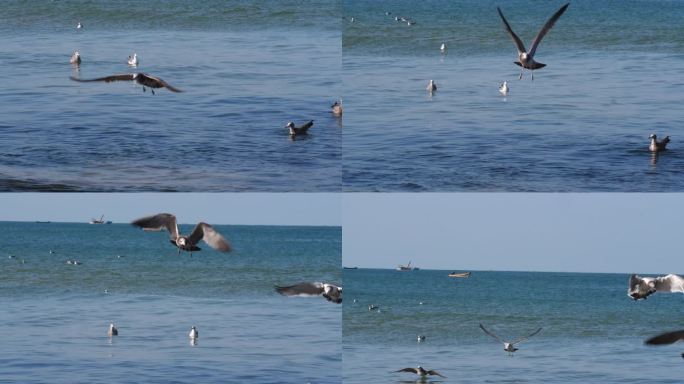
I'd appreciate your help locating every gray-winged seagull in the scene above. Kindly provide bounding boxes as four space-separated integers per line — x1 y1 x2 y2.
108 323 118 337
70 51 81 65
628 274 684 300
649 134 670 153
286 120 314 136
275 282 342 304
395 366 446 378
69 73 182 94
480 323 542 354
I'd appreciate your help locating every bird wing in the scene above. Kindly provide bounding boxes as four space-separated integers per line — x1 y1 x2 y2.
158 78 183 93
275 282 324 297
427 370 447 378
479 323 504 343
511 327 542 345
187 222 231 252
396 368 418 374
497 7 527 54
645 330 684 345
131 213 179 240
654 274 684 293
69 74 136 83
300 120 314 133
528 2 570 58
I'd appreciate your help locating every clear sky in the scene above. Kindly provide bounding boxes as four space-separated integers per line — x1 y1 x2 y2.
343 193 684 274
0 193 341 226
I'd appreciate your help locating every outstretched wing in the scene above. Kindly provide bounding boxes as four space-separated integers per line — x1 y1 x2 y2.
645 330 684 345
131 213 179 240
654 274 684 293
275 282 324 297
528 3 570 58
427 370 447 378
395 368 418 374
69 74 135 83
479 323 504 343
158 78 183 93
187 222 231 251
300 120 314 133
511 327 542 345
497 7 527 54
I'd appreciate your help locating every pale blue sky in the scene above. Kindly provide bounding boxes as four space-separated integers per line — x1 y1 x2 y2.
343 193 684 274
0 193 341 226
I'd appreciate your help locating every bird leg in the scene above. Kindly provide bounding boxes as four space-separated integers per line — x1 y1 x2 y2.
152 89 155 95
143 86 146 93
519 68 524 80
531 71 534 81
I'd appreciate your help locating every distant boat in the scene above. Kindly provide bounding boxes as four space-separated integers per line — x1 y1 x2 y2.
89 215 112 224
35 221 51 224
396 261 417 271
344 266 358 270
448 272 471 278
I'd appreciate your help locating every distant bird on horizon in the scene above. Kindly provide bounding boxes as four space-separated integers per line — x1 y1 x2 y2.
499 81 509 96
131 213 232 256
645 330 684 359
497 3 570 80
480 323 542 354
628 274 684 300
127 53 138 67
427 79 437 93
331 100 343 116
189 326 198 340
69 73 182 94
395 366 446 378
275 282 342 304
286 120 314 137
649 134 670 153
70 51 81 65
108 323 118 337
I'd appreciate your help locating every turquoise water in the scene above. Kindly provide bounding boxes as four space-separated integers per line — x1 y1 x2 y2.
0 1 341 191
343 269 684 383
0 222 341 383
343 0 684 191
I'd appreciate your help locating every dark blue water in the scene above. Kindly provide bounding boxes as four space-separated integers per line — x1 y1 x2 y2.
343 269 684 383
0 222 341 383
0 1 341 191
343 0 684 191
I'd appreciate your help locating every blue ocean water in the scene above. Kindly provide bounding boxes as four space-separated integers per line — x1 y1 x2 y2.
343 0 684 191
0 1 341 191
0 222 341 383
343 269 684 383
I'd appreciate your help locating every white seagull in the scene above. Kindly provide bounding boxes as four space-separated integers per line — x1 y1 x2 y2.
275 282 342 304
108 323 118 337
628 274 684 300
649 134 670 153
499 81 509 96
70 51 81 65
189 326 198 339
131 213 232 256
69 73 182 94
427 79 437 93
127 53 138 67
440 43 446 53
479 323 542 354
76 22 83 29
497 3 569 80
395 366 446 378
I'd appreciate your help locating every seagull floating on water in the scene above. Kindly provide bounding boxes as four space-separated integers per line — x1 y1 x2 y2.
76 22 83 29
427 80 437 93
417 335 426 342
331 100 343 116
649 134 670 153
395 366 446 378
479 323 542 354
108 323 118 337
628 274 684 300
69 73 182 94
440 43 446 53
189 326 198 339
70 51 81 65
497 3 569 80
127 53 138 67
286 120 314 137
275 282 342 304
368 304 379 311
499 81 509 96
645 330 684 359
131 213 232 256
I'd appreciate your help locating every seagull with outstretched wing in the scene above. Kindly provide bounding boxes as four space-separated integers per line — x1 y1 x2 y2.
480 323 542 354
131 213 231 255
70 73 182 94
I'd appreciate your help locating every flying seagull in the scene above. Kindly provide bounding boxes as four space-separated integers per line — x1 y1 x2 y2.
395 366 446 378
649 134 670 153
479 323 542 354
499 81 509 96
497 3 570 80
286 120 314 136
628 274 684 300
69 73 182 94
275 282 342 304
127 53 138 67
645 330 684 359
70 51 81 65
108 323 118 337
131 213 232 255
331 100 343 116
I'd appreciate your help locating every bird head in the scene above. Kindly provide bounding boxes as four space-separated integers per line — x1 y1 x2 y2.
285 122 295 129
650 134 657 140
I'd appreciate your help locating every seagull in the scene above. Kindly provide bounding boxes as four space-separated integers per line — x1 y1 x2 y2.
275 282 342 304
331 100 343 116
286 120 314 136
131 213 232 256
440 43 446 53
76 22 83 29
649 134 670 153
368 304 379 311
127 53 138 67
427 80 437 93
645 330 684 359
395 366 446 378
479 323 542 354
108 323 118 337
70 51 81 65
417 335 426 342
189 326 198 339
499 81 509 96
497 3 569 80
628 274 684 300
69 73 182 95
66 260 82 265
